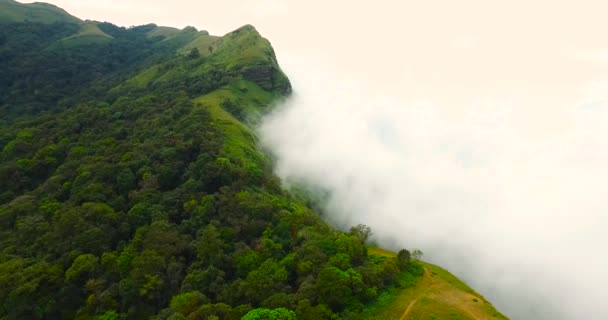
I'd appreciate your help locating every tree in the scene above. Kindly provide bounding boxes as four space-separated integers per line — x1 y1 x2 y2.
65 254 99 282
170 291 208 316
412 249 424 260
316 266 364 311
397 249 411 270
296 299 333 320
245 259 288 303
96 310 120 320
196 223 225 267
335 234 366 265
242 308 296 320
349 224 372 243
188 48 200 59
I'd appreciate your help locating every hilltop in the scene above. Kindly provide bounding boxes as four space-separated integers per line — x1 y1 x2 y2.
0 0 80 23
0 2 507 320
365 248 507 320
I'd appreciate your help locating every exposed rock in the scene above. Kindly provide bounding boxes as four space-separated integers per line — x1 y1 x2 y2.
240 65 291 95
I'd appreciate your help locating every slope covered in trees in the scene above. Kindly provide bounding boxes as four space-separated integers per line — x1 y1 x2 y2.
0 2 428 320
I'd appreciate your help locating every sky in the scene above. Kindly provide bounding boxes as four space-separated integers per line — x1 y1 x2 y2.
22 1 608 319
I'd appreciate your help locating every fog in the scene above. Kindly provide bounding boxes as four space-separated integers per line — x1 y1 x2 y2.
261 60 608 319
23 0 608 318
259 2 608 319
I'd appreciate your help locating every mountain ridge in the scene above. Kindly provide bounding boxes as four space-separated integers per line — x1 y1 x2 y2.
0 0 80 23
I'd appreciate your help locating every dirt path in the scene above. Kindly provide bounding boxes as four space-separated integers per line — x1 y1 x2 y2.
463 309 483 320
399 268 432 320
366 249 507 320
399 298 419 320
399 267 483 320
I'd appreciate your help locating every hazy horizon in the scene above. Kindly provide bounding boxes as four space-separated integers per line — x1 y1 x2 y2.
22 1 608 319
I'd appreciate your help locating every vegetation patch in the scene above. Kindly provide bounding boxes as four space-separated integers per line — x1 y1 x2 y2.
365 248 508 320
0 0 80 24
56 22 113 47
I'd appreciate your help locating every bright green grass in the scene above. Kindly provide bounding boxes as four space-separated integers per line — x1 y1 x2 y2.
124 66 159 88
424 263 476 295
366 248 508 320
222 79 275 119
363 271 423 320
0 0 80 24
147 26 180 38
75 23 112 38
195 87 266 167
179 33 220 56
363 247 422 319
406 297 472 320
368 246 398 258
115 25 286 96
205 25 276 70
57 22 112 47
160 26 199 45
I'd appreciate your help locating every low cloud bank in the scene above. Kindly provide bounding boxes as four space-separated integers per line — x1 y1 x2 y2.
260 58 608 319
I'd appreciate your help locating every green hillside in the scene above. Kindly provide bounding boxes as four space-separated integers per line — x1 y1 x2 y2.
365 248 508 320
146 25 181 38
56 22 113 47
0 0 80 24
0 2 508 320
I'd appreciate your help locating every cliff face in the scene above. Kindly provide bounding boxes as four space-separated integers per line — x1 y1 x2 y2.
240 64 289 94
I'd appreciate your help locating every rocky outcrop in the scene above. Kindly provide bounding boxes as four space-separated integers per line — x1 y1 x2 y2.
240 64 291 95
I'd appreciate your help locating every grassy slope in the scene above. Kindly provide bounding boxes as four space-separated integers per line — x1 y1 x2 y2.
208 24 277 69
146 25 180 38
117 25 284 179
366 247 508 320
0 0 80 23
119 25 290 95
56 22 113 47
195 88 265 166
179 32 220 56
194 80 274 170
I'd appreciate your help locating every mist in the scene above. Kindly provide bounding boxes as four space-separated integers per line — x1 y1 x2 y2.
258 2 608 320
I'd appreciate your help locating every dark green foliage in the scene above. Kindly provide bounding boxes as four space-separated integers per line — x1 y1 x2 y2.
188 47 201 59
0 7 419 320
397 249 411 270
242 307 296 320
170 291 208 316
0 22 166 117
296 299 334 320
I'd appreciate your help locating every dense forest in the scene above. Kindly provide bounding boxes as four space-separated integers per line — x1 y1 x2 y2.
0 1 422 319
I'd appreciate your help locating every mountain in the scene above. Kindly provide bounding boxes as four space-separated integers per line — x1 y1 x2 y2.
0 2 508 320
0 0 80 24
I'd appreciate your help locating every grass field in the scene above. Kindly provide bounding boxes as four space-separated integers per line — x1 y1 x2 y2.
147 26 180 38
366 247 508 320
179 33 220 56
194 85 268 168
57 22 113 47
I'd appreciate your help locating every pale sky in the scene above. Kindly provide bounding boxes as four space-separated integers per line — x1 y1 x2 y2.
22 1 608 319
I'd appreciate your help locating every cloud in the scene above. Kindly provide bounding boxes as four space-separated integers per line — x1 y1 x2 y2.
261 45 608 320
